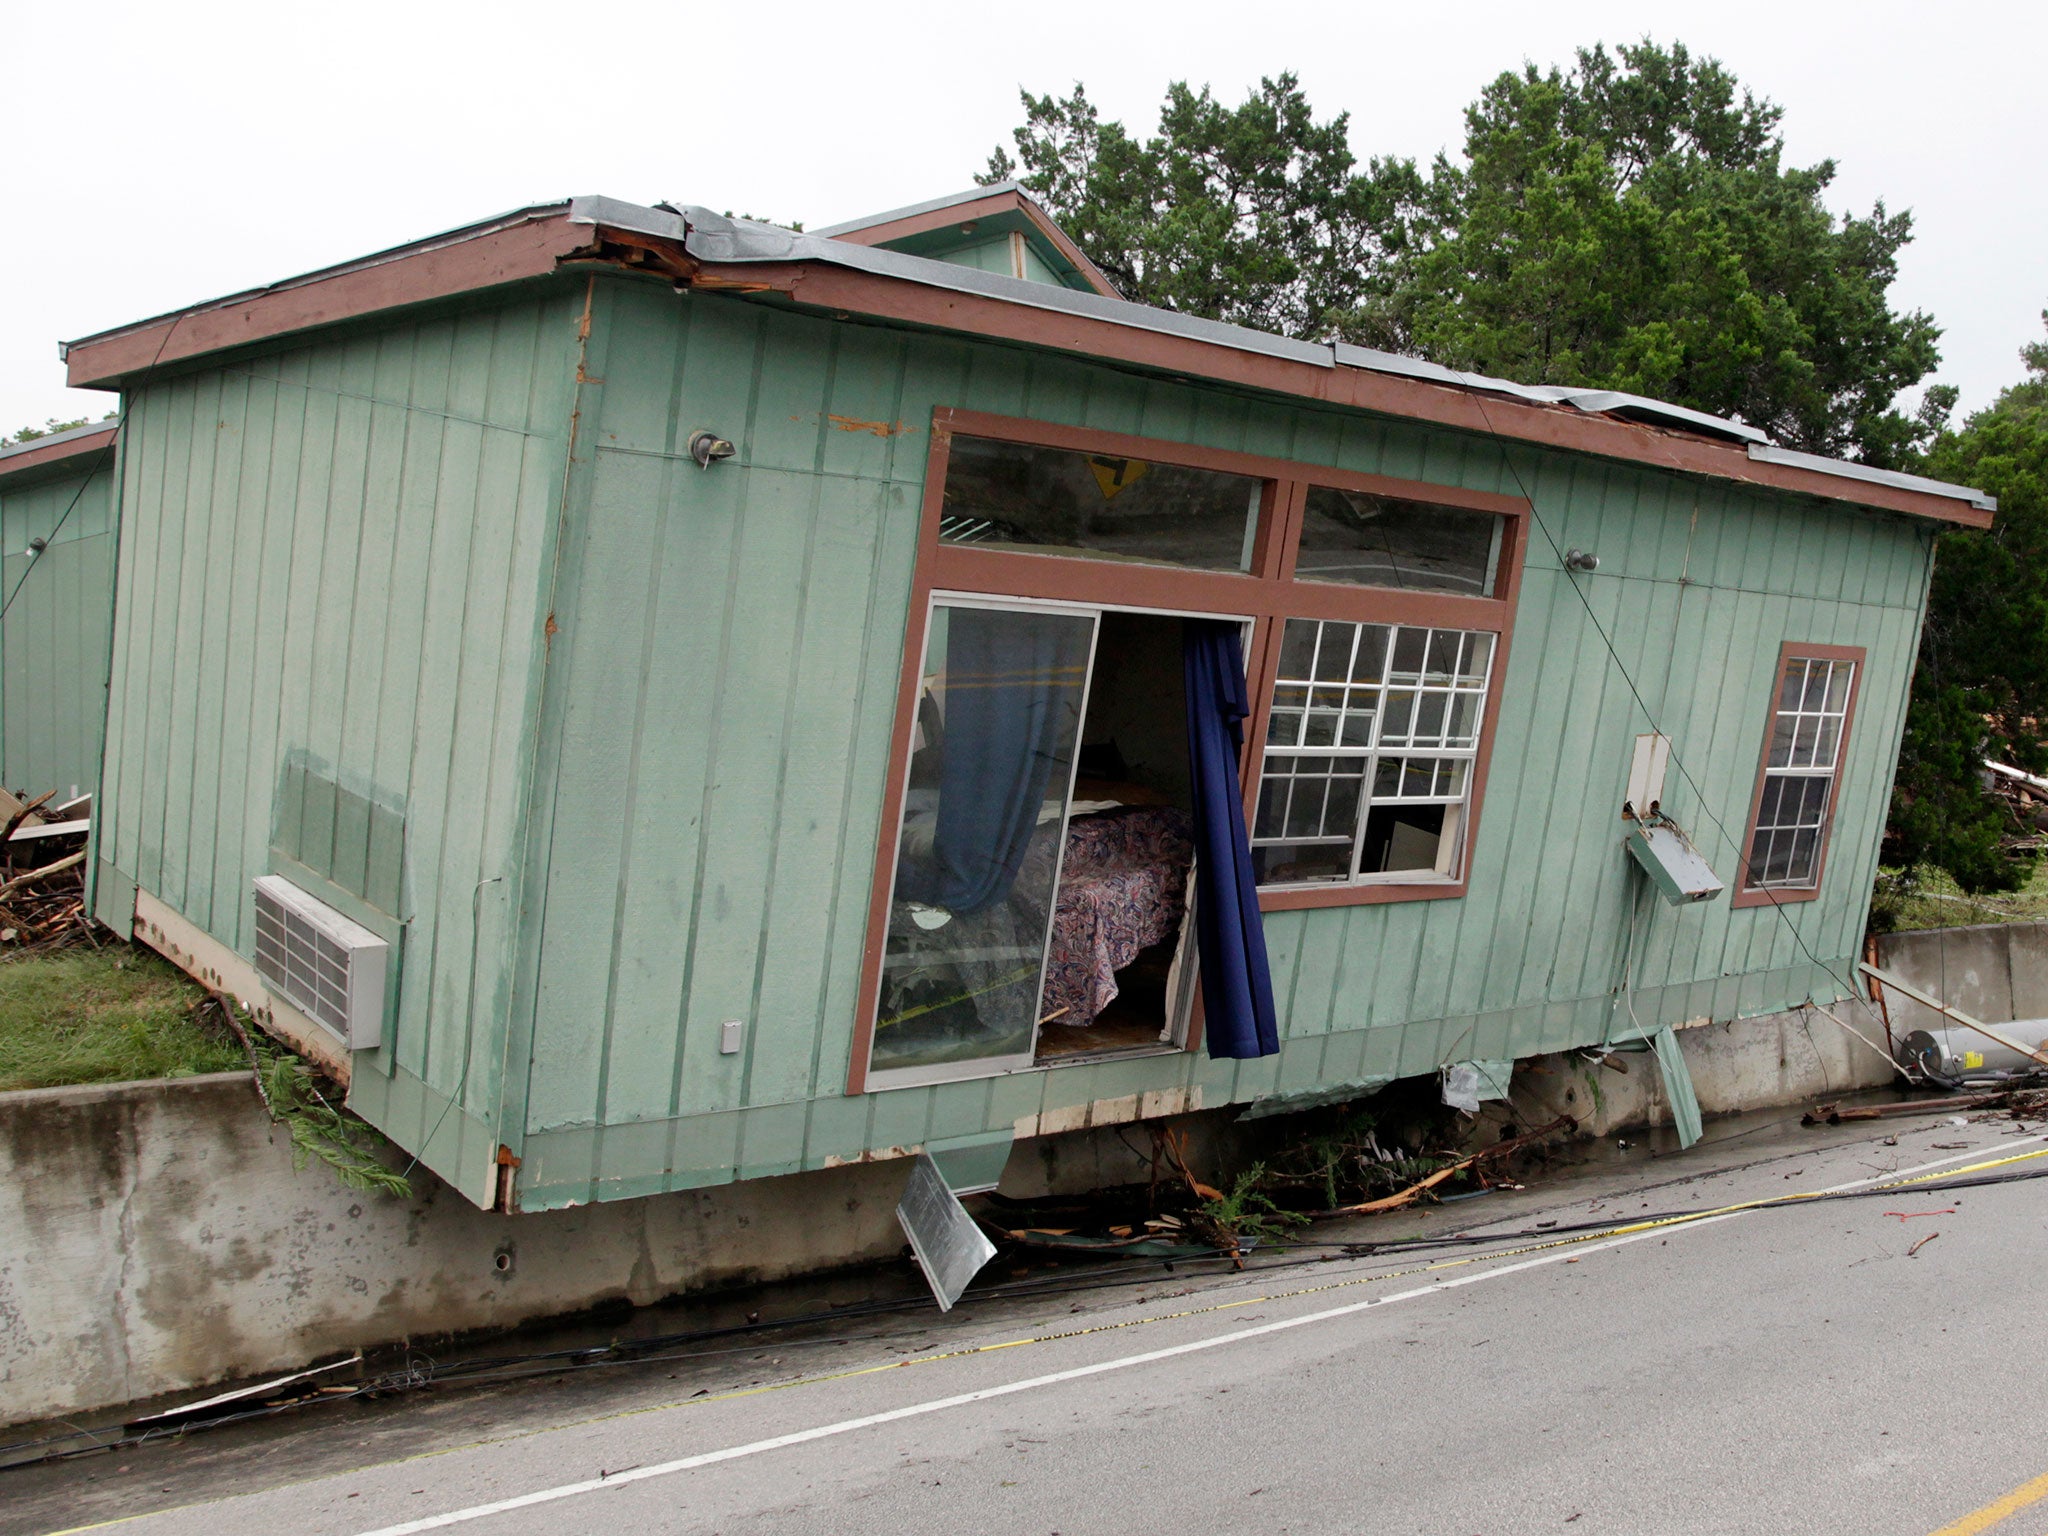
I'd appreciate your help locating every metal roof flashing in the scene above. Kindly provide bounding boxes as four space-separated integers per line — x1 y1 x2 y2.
650 201 1992 519
659 202 1337 370
1747 442 1995 513
0 418 118 465
56 190 1993 525
60 202 582 381
0 419 119 484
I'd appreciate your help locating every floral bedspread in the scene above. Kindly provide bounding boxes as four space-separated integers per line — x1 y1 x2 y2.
1040 807 1194 1028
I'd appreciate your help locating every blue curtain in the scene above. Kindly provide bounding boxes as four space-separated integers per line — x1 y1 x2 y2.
900 607 1091 915
1182 618 1279 1058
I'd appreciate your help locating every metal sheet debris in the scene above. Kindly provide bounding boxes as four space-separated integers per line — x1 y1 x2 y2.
124 1352 361 1428
896 1152 997 1312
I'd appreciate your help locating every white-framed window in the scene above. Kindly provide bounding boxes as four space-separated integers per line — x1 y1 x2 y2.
1250 618 1495 886
1745 653 1857 890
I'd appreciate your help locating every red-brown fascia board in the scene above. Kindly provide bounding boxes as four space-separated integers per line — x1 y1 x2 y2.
698 258 1989 529
53 199 1987 531
823 188 1123 300
63 211 597 391
0 425 119 482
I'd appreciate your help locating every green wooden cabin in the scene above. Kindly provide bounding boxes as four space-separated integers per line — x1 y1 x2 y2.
60 188 1993 1211
0 420 119 804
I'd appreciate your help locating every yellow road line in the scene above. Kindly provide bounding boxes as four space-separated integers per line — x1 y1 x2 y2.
1928 1467 2048 1535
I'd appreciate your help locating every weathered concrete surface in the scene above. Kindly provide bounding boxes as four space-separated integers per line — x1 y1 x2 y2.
13 1114 2041 1536
0 993 1921 1429
1875 919 2048 1032
0 1074 911 1427
1510 1002 1897 1138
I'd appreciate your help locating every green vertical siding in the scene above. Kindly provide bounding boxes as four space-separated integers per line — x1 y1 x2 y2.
0 456 116 798
97 286 585 1203
92 267 1937 1214
511 278 1933 1208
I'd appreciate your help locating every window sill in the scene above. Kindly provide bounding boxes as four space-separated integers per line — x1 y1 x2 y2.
1730 884 1822 909
1037 1041 1187 1070
1258 879 1466 912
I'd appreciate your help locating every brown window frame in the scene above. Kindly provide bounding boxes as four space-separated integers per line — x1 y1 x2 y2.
846 408 1528 1092
1730 641 1867 909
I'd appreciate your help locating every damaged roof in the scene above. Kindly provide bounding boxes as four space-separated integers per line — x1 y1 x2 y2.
59 194 1995 525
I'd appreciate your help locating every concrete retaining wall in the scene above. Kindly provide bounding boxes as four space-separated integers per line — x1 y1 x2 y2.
0 1074 912 1427
1874 921 2048 1032
2 987 1933 1426
1509 1003 1899 1140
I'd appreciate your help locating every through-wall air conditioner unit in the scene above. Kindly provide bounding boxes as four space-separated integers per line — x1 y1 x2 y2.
251 875 389 1050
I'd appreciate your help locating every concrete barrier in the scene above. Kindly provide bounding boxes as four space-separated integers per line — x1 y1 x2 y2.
0 1074 911 1427
1874 921 2048 1032
1 982 1944 1426
1509 1003 1899 1140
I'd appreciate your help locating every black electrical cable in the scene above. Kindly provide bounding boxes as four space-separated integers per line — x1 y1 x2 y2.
1462 392 1886 1017
0 452 108 622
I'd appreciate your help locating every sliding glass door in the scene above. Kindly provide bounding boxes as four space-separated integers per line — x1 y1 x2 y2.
868 599 1098 1083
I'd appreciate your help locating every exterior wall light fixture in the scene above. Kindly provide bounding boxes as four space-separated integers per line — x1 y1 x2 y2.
688 430 737 469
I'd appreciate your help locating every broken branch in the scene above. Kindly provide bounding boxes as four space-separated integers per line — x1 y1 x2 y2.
1312 1115 1574 1217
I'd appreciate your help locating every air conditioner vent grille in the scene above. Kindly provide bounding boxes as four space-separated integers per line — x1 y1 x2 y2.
251 876 389 1049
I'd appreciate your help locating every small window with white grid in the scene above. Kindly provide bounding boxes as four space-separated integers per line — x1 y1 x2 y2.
1251 618 1495 886
1745 654 1855 890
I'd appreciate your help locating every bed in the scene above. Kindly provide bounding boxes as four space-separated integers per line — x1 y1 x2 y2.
1039 806 1194 1029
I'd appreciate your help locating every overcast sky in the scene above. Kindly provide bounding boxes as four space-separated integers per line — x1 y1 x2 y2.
6 0 2042 438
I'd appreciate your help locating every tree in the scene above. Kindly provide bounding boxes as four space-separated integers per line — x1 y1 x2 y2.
1400 42 1943 464
1887 315 2048 891
985 43 1943 464
980 77 1424 338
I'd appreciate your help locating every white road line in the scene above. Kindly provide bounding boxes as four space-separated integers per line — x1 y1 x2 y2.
354 1134 2040 1536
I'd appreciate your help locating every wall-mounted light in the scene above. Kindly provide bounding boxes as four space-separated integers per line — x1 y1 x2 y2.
688 430 737 469
1563 548 1599 573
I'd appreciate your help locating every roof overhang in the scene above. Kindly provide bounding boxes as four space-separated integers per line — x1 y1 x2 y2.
57 194 1995 529
815 182 1124 300
0 421 119 485
657 201 1993 527
62 205 596 391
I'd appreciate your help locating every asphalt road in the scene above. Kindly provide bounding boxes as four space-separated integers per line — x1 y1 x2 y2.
14 1111 2048 1536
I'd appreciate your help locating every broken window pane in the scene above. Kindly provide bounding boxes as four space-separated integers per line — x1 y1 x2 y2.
1294 486 1504 595
941 435 1264 572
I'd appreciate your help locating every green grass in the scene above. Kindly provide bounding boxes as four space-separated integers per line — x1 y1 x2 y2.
0 946 243 1092
1873 860 2048 935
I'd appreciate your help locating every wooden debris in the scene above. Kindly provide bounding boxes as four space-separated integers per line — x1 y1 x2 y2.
0 789 52 844
0 789 94 954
